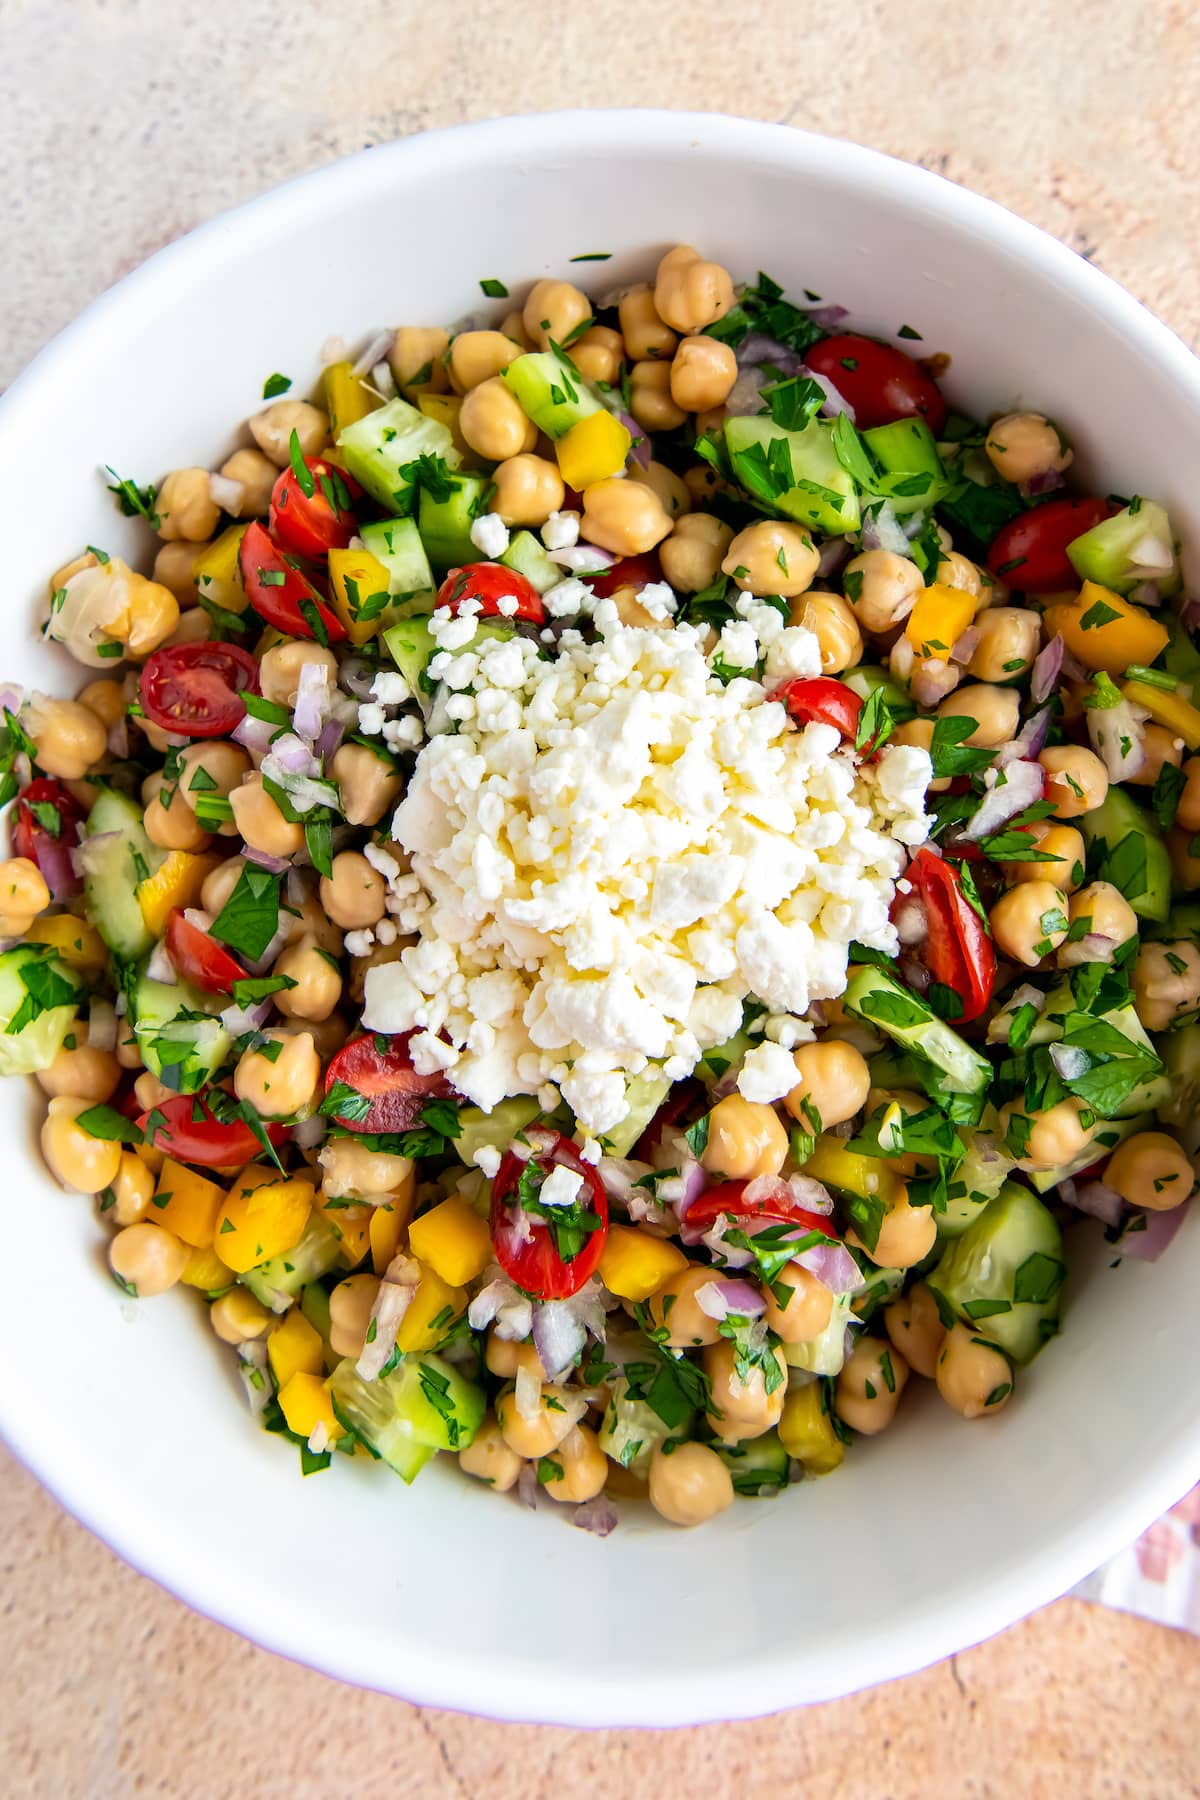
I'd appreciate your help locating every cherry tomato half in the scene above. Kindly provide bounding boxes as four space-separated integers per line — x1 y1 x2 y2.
269 457 361 560
587 552 661 599
436 562 545 624
323 1032 457 1135
13 778 85 900
901 847 996 1024
775 676 863 743
239 521 348 644
139 640 261 739
164 909 249 997
685 1178 838 1240
490 1131 609 1300
633 1076 706 1161
987 496 1110 592
138 1093 290 1167
805 334 947 434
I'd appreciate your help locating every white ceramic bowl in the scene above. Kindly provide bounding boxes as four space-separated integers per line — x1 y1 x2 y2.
2 111 1199 1727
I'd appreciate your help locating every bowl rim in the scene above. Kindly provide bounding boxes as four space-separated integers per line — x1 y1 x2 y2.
4 108 1200 1726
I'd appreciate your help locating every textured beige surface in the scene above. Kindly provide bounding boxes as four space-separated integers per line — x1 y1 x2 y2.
4 0 1200 1791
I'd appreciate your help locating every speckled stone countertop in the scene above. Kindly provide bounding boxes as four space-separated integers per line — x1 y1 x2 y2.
3 2 1200 1792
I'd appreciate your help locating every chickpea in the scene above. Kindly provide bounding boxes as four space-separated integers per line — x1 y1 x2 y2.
618 284 678 361
989 880 1070 967
836 1334 910 1434
76 682 127 737
0 857 49 935
36 1042 119 1104
284 1011 351 1061
1128 723 1185 790
843 550 923 634
200 856 246 917
145 772 215 852
1168 825 1200 891
968 608 1041 683
1133 939 1200 1031
789 591 863 675
320 851 386 930
229 772 305 858
217 446 278 518
683 462 724 507
849 1184 937 1270
177 741 250 834
133 1071 173 1113
1000 1094 1095 1171
249 399 328 468
664 338 736 415
329 1272 382 1358
1173 756 1200 832
107 1150 155 1227
643 1264 725 1349
109 1221 190 1297
985 412 1072 487
660 512 733 594
280 889 343 959
1003 822 1085 893
235 1029 320 1120
496 1382 581 1459
448 329 521 394
522 279 592 353
648 1441 734 1527
1039 745 1108 820
41 1096 122 1194
156 467 220 543
654 245 735 335
783 1039 871 1132
24 698 107 781
319 1136 414 1202
936 552 993 604
704 1338 787 1443
935 1322 1013 1419
349 938 413 1006
115 1029 142 1071
1107 1131 1195 1212
151 540 201 605
701 1093 789 1180
459 1414 525 1492
328 743 401 830
122 572 181 660
1057 881 1138 968
273 934 342 1023
692 405 728 438
542 1423 608 1504
764 1263 834 1344
389 326 450 395
489 453 564 528
581 478 673 556
485 1334 542 1379
627 360 686 433
884 1282 946 1379
630 460 691 521
499 308 533 350
570 325 623 387
458 376 537 461
935 684 1019 750
723 521 819 599
258 644 339 714
606 585 663 630
210 1287 272 1346
162 599 211 645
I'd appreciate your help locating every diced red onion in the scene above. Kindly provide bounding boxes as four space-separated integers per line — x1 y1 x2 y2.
549 544 617 573
339 657 379 701
911 659 961 709
87 998 118 1052
695 1216 754 1264
516 1462 543 1510
1087 698 1147 782
241 844 290 874
218 997 272 1035
672 1157 708 1221
71 830 121 878
696 1278 766 1321
1128 534 1175 578
532 1298 589 1379
620 410 651 470
961 758 1044 841
596 1156 653 1205
291 1113 327 1150
1025 468 1066 497
726 366 770 416
1030 636 1065 705
232 713 275 756
1049 1042 1090 1081
572 1495 618 1537
370 361 398 401
468 1270 533 1341
1060 644 1088 681
106 715 129 758
1079 932 1116 962
1129 581 1161 608
237 1341 272 1416
816 538 852 580
239 920 290 977
950 626 980 665
209 472 245 515
733 333 806 373
1061 1178 1123 1226
316 717 345 761
894 893 929 946
265 733 319 777
808 368 856 421
146 940 176 985
356 1273 417 1381
292 665 332 746
785 1174 834 1215
997 706 1052 766
352 329 395 378
793 1238 862 1295
514 1361 544 1423
1181 596 1200 633
0 684 24 720
1115 1204 1190 1261
320 334 349 366
810 304 850 331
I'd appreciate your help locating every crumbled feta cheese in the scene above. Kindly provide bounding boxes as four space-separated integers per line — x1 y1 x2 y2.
764 625 823 683
473 1144 502 1178
538 1164 585 1209
494 593 520 617
344 928 375 957
356 702 385 736
543 577 591 619
541 511 581 551
370 671 411 706
636 581 678 624
470 513 510 558
579 1137 602 1165
409 1030 460 1074
717 619 759 671
384 715 424 750
737 1039 802 1104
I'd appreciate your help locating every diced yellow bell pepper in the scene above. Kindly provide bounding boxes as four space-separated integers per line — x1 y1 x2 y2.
1043 580 1169 675
1121 679 1200 751
905 582 975 661
180 1244 233 1292
214 1173 313 1273
599 1224 689 1302
323 359 381 437
778 1381 844 1475
136 849 222 937
26 913 107 977
802 1136 901 1208
319 1193 372 1269
267 1307 325 1388
395 1263 466 1353
408 1194 493 1287
327 546 394 648
417 393 485 470
370 1198 407 1275
277 1371 344 1442
135 1142 166 1177
557 411 633 490
192 524 250 616
153 1157 226 1247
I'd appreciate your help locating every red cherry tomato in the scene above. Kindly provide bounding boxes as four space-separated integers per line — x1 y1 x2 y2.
13 778 85 900
685 1179 837 1239
489 1131 609 1300
987 496 1110 592
805 334 946 434
139 1093 290 1167
139 640 261 740
775 677 863 743
239 521 347 644
269 457 361 560
164 909 249 996
633 1076 706 1161
436 562 545 624
901 847 996 1024
323 1032 457 1135
587 552 661 598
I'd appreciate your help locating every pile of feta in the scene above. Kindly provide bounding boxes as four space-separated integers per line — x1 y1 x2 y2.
362 588 931 1135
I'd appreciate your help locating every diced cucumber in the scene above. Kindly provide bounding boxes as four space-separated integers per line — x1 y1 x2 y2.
336 397 461 513
598 1372 679 1476
0 945 84 1076
130 968 230 1094
1159 1025 1200 1150
328 1351 485 1481
82 789 164 960
359 517 435 599
939 1126 1013 1237
714 1428 791 1496
383 615 437 711
850 1261 905 1319
927 1181 1064 1364
501 349 603 440
300 1282 335 1368
782 1292 853 1375
844 967 991 1094
1161 618 1200 684
1143 907 1200 944
240 1212 344 1312
1027 1113 1147 1193
724 415 860 536
697 1022 757 1082
841 664 917 720
501 530 562 595
418 474 494 571
600 1071 673 1158
1066 499 1178 596
1079 788 1170 922
454 1095 542 1168
861 418 949 518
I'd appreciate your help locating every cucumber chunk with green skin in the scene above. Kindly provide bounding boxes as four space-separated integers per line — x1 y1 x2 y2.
845 967 992 1094
130 969 230 1094
927 1181 1064 1364
0 945 83 1076
336 397 461 513
1066 499 1178 596
383 615 437 705
782 1291 854 1376
1026 1113 1148 1193
358 517 435 598
299 1282 334 1363
598 1373 680 1477
715 1428 791 1495
860 418 950 518
240 1212 343 1312
1160 619 1200 684
850 1261 905 1319
418 473 493 570
937 1126 1014 1238
454 1095 541 1168
500 529 563 595
724 415 860 536
1159 1025 1200 1151
841 664 917 721
82 788 164 960
1079 787 1170 922
1143 906 1200 943
600 1071 673 1157
501 349 603 439
328 1352 484 1480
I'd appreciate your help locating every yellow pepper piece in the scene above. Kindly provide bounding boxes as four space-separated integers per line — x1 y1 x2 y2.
153 1157 226 1248
180 1244 233 1292
26 913 107 977
370 1198 407 1275
267 1307 325 1388
327 546 394 648
408 1194 493 1287
214 1172 313 1274
136 849 222 938
319 1192 372 1269
323 359 381 437
599 1223 689 1302
192 524 250 616
802 1136 901 1208
905 582 975 660
1121 679 1200 751
417 393 486 470
778 1381 844 1475
1043 581 1169 675
395 1263 466 1353
557 411 633 490
277 1371 344 1443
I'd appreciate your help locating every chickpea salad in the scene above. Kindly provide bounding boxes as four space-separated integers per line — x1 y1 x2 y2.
6 245 1199 1532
